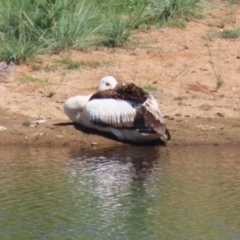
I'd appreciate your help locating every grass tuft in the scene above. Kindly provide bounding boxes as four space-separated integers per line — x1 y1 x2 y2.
55 56 83 70
20 71 66 97
100 18 136 47
218 28 240 39
142 84 158 92
206 42 224 91
20 75 43 84
22 121 31 127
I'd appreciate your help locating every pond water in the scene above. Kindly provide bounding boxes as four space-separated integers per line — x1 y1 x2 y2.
0 145 240 240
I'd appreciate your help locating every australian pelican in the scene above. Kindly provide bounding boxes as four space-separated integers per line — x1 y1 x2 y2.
64 76 170 143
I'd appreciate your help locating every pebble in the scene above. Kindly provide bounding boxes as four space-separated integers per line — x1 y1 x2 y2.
216 112 224 117
33 133 45 137
0 126 7 131
91 142 98 146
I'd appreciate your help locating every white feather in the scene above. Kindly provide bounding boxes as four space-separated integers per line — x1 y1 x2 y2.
84 99 137 127
64 95 91 122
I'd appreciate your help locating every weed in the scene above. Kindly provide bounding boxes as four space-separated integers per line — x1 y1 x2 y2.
100 18 135 47
218 28 240 39
22 121 31 127
30 63 43 71
28 58 44 71
199 104 211 111
54 56 104 70
142 84 162 99
163 18 187 28
42 71 66 97
20 71 66 97
145 0 202 23
206 42 224 91
20 75 43 84
55 56 83 70
142 84 158 92
203 31 217 41
43 63 59 72
228 0 240 4
84 60 101 68
166 62 175 67
34 55 108 73
47 2 101 51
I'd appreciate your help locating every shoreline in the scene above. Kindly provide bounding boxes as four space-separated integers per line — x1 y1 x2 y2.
1 110 239 148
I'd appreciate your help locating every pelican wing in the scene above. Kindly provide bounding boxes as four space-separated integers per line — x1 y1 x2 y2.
83 99 139 128
138 95 168 140
86 83 170 141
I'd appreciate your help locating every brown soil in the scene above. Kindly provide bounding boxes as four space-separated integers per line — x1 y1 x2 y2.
0 4 240 149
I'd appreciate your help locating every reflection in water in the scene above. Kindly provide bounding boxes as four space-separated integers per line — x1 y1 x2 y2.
0 145 240 239
66 146 165 239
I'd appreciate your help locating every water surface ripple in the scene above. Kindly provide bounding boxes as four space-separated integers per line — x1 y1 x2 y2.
0 145 240 240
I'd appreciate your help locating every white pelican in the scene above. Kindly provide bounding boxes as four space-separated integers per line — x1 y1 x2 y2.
64 76 170 143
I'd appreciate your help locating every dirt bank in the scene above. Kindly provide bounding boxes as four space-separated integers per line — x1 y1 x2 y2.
0 4 240 148
0 107 239 148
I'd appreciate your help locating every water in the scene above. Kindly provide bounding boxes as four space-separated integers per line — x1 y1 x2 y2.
0 145 240 240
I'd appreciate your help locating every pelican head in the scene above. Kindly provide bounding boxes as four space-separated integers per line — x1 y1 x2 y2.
97 76 117 91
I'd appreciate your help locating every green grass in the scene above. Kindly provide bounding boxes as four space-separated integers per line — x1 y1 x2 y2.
205 27 240 41
20 75 44 84
54 56 84 70
142 84 158 92
20 71 66 97
144 0 202 24
218 28 240 39
42 72 66 97
142 84 163 99
28 55 114 72
100 18 137 47
0 0 202 63
206 42 224 91
22 121 31 127
228 0 240 4
162 18 187 28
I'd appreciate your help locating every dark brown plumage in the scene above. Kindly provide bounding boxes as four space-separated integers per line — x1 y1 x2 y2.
90 83 148 103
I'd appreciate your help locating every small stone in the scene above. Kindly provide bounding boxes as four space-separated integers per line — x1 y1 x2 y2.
216 112 224 117
0 126 7 131
91 142 98 146
31 116 47 124
34 132 45 137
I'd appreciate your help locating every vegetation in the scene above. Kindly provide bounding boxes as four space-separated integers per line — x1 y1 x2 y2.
142 84 158 92
22 121 31 127
142 84 162 98
206 42 224 91
20 71 66 97
0 0 202 63
218 28 240 39
228 0 240 3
